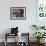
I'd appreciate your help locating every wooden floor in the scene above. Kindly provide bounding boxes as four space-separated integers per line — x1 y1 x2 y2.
0 42 46 46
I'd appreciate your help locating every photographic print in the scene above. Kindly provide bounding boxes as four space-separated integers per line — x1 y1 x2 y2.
37 0 46 18
10 7 26 20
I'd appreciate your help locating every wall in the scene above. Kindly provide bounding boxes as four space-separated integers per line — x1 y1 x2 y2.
0 0 36 42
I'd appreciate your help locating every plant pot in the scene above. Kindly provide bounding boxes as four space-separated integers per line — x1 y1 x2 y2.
40 38 45 43
37 39 40 43
37 39 44 44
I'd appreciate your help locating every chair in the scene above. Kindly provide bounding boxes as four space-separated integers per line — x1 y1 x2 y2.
18 33 30 46
4 27 19 46
4 33 18 46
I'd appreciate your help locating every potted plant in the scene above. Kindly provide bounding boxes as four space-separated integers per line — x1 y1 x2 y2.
33 32 46 43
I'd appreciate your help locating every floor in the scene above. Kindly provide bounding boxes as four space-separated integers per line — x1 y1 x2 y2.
0 42 46 46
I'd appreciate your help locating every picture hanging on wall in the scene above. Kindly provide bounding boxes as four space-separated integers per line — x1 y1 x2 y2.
37 0 46 18
10 7 26 20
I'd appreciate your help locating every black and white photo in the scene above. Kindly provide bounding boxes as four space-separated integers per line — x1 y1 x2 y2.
10 7 26 20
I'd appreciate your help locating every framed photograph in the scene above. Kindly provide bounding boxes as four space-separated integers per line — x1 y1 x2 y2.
37 0 46 19
10 7 26 20
36 0 46 26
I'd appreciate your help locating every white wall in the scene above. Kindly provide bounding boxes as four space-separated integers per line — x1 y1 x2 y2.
0 0 37 42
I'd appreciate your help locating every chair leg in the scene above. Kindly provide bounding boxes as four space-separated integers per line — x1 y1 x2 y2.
4 41 7 46
15 34 18 46
4 33 7 46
